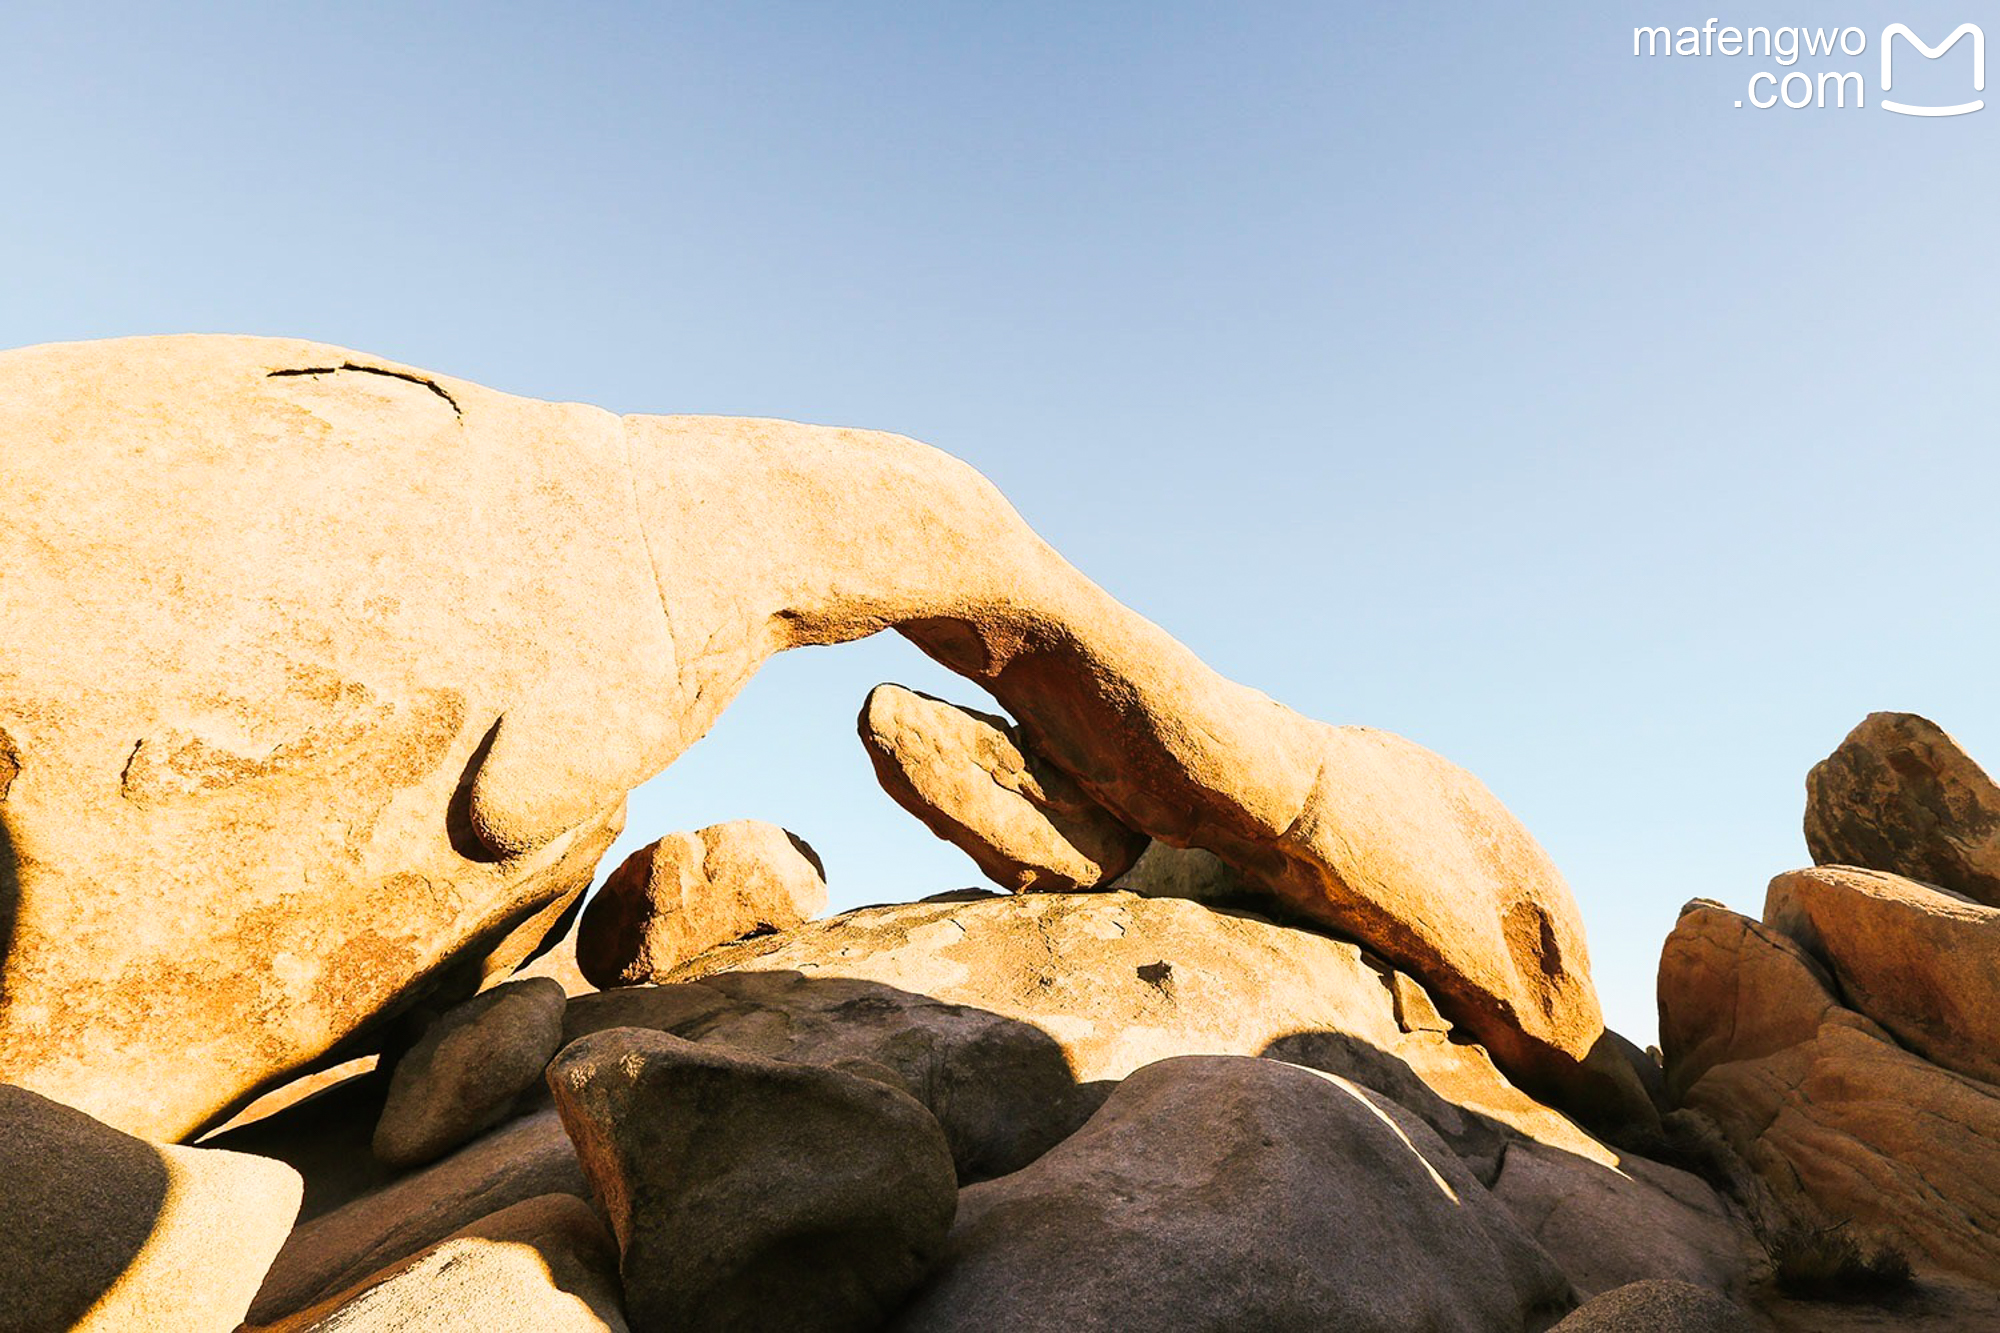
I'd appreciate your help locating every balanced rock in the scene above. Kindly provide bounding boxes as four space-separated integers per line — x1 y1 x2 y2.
1548 1279 1746 1333
259 1194 625 1332
859 684 1145 891
567 891 1614 1182
576 820 825 988
1765 864 2000 1086
0 1084 302 1333
889 1055 1573 1333
253 1110 586 1324
1660 899 2000 1281
1804 711 2000 906
372 976 567 1167
0 334 1621 1135
547 1028 958 1333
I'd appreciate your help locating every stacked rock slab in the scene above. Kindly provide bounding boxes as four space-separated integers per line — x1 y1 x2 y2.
1659 897 2000 1281
1764 865 2000 1086
576 820 827 987
257 1194 627 1332
0 333 1630 1140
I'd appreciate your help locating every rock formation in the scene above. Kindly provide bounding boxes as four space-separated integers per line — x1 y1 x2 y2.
1804 711 2000 905
888 1055 1574 1333
857 684 1146 891
371 976 568 1167
0 1084 302 1332
0 334 1630 1137
34 337 2000 1330
255 1194 625 1332
1645 716 2000 1291
548 1028 958 1333
576 820 826 987
1660 896 2000 1282
569 891 1615 1181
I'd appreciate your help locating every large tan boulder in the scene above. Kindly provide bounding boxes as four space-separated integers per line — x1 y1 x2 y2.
575 820 826 987
549 1028 958 1333
889 1055 1574 1333
858 684 1145 891
258 1194 626 1332
1659 900 2000 1282
1764 865 2000 1086
1655 900 1853 1105
569 891 1615 1182
0 334 1622 1137
1804 711 2000 906
0 1084 302 1333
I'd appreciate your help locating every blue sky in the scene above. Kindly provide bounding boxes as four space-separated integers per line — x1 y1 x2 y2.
5 4 1995 1040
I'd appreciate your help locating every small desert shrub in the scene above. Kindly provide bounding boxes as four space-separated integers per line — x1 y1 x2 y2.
1768 1222 1914 1301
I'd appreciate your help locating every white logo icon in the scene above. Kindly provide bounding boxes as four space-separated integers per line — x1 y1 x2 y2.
1880 23 1984 116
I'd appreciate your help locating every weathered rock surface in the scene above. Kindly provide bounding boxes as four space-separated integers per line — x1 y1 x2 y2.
576 820 825 988
1488 1138 1748 1298
371 977 565 1167
0 1084 302 1333
1764 865 2000 1087
258 1194 625 1332
0 333 1621 1136
1655 899 1853 1105
1660 899 2000 1282
1548 1279 1747 1332
859 684 1145 891
567 891 1614 1182
1110 838 1260 905
548 1027 958 1333
890 1055 1574 1333
252 1109 585 1324
1804 711 2000 907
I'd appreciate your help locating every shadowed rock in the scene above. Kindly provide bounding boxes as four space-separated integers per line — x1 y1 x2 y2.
372 977 567 1167
889 1055 1574 1333
0 1084 301 1332
251 1109 586 1324
548 1028 957 1333
255 1194 626 1332
1549 1279 1746 1332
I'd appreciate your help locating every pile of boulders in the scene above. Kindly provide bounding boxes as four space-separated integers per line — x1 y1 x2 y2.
0 337 1987 1330
1659 713 2000 1288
